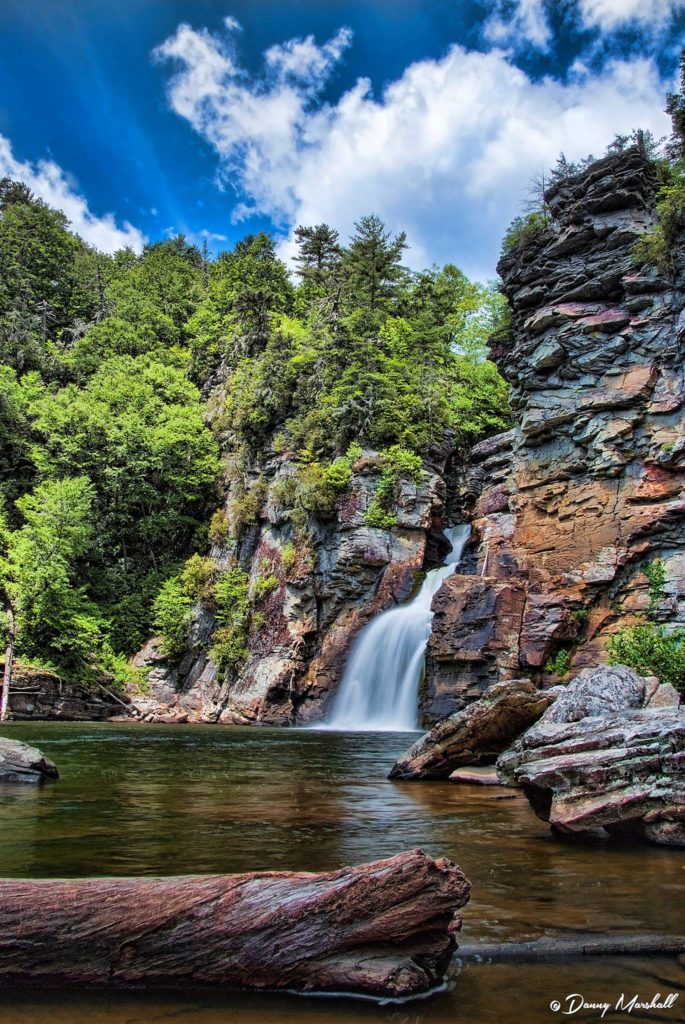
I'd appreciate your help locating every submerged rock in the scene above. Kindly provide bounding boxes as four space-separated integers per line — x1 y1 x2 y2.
498 665 684 845
0 736 59 783
389 679 557 780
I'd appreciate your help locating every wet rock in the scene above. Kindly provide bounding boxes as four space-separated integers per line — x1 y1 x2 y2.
389 680 558 780
497 665 684 845
0 737 59 783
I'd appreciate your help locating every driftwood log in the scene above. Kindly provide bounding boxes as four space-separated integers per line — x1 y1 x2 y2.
0 849 470 999
457 935 685 962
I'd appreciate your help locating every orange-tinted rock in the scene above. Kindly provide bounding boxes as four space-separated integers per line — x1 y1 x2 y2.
423 148 685 718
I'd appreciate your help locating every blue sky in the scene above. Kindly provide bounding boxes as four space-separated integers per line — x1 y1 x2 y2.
0 0 683 278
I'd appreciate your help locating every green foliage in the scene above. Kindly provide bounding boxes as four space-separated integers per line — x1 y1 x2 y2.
364 501 398 530
152 575 193 660
545 648 571 678
251 574 279 602
608 623 685 693
323 457 353 492
208 508 230 546
644 559 667 618
501 212 550 254
0 184 512 684
227 479 267 537
211 565 251 673
380 444 423 483
3 477 117 681
281 542 297 574
633 166 685 271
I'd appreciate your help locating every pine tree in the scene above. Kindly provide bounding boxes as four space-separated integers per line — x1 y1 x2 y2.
343 215 407 314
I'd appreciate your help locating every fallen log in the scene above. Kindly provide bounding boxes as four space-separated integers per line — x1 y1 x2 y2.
456 934 685 962
0 849 470 1000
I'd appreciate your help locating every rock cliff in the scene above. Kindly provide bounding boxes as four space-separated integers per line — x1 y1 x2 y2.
135 451 447 724
422 146 685 722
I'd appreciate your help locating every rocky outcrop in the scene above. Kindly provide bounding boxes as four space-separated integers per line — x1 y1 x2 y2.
4 663 126 721
135 452 447 725
0 736 59 783
389 679 557 780
0 850 471 999
498 665 684 845
423 147 685 716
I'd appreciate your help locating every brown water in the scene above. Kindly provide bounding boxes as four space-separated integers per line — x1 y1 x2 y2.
0 721 683 1023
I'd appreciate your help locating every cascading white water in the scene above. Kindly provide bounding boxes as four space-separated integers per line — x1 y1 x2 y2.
324 524 471 731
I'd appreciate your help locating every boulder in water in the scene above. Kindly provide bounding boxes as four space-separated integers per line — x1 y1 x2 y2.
0 736 59 783
389 679 558 780
497 665 684 845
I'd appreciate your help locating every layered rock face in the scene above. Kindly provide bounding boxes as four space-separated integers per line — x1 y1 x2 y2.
423 147 685 719
5 664 125 721
498 666 684 846
136 453 446 725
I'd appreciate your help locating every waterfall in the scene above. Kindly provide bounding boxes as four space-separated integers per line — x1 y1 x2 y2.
323 524 471 731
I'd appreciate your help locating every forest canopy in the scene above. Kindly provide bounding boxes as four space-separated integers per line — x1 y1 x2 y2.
0 185 510 685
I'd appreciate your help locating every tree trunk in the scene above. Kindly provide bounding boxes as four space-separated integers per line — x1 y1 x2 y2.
0 604 14 722
0 849 470 999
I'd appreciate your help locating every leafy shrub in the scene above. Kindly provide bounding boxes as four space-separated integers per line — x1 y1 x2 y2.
633 168 685 270
380 444 423 483
544 648 571 678
228 478 267 536
324 457 353 491
251 574 279 602
644 558 667 618
281 542 297 574
364 500 398 530
208 508 230 545
608 623 685 693
180 554 217 606
211 565 251 673
152 576 193 659
501 212 550 254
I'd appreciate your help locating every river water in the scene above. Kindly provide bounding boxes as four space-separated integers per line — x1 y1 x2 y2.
0 721 683 1023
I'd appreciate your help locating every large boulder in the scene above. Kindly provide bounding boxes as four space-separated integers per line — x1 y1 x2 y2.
389 679 557 780
0 736 59 783
497 665 684 846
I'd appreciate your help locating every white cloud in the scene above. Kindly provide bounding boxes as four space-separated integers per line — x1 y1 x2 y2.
578 0 685 30
265 27 353 87
0 134 146 254
484 0 552 50
155 21 671 278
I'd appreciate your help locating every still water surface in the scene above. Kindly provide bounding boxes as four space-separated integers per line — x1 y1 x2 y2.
0 722 683 1023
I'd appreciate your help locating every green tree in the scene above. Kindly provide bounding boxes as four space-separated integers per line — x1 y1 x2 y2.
4 477 105 677
343 215 407 315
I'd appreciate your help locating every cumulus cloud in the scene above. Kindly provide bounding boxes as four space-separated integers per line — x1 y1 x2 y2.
155 19 671 278
578 0 685 30
484 0 551 51
0 134 146 254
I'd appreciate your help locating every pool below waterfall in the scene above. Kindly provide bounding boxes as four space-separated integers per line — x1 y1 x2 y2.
0 721 682 1024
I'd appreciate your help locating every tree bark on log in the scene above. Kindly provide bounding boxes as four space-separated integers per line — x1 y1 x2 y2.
0 849 470 999
456 935 685 962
